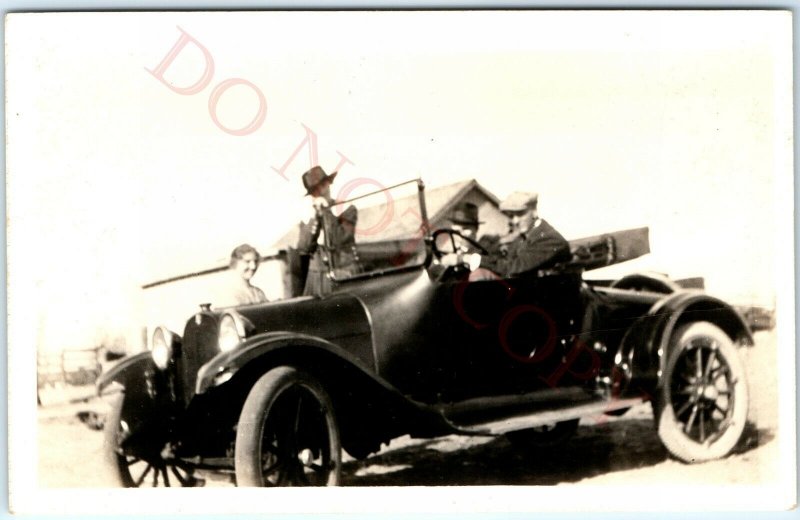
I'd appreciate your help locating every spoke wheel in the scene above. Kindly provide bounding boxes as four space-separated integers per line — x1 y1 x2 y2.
102 393 198 487
505 419 580 450
655 322 749 463
235 367 342 487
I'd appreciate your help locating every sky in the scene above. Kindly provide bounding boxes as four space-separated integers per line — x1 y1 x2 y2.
6 11 793 352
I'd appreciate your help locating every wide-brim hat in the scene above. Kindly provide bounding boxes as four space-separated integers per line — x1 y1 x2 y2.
499 191 539 213
449 202 484 226
302 166 338 196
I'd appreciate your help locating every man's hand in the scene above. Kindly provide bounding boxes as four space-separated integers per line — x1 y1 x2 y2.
308 217 320 237
440 252 482 271
440 252 462 267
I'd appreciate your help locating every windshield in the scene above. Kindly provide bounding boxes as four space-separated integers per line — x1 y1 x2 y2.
327 179 428 278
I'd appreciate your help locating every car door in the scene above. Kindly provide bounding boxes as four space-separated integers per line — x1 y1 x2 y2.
435 272 584 402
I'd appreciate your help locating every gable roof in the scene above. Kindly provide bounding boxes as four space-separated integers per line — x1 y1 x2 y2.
426 178 500 224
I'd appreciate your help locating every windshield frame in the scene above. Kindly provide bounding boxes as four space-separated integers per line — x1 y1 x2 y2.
325 178 432 282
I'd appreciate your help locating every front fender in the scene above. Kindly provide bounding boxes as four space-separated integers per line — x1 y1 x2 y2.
195 332 382 396
96 351 179 448
96 351 154 396
615 290 753 396
194 331 451 454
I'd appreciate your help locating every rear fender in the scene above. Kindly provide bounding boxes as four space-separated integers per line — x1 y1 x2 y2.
615 290 753 397
610 272 681 294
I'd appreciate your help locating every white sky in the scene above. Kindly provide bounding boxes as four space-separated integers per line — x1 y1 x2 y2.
6 11 793 351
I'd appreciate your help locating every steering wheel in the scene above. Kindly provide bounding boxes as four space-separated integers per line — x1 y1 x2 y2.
430 229 491 282
431 228 489 258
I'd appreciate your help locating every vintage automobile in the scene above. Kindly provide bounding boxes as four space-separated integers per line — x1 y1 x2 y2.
97 178 753 487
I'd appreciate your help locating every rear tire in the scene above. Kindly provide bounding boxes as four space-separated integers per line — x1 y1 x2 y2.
235 367 342 486
655 322 749 463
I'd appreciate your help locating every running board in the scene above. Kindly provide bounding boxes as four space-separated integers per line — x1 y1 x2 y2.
451 397 644 435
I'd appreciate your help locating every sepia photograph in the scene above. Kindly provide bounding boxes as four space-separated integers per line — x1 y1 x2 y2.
6 9 795 514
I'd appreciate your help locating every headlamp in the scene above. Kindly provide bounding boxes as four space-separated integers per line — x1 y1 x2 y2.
151 326 179 370
218 312 249 353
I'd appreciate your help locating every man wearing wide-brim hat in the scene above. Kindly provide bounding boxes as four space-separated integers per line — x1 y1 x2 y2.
448 202 483 241
295 166 359 296
476 191 571 277
301 165 339 198
436 202 483 269
438 202 503 275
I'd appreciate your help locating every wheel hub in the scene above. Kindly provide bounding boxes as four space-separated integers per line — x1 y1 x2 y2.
668 338 739 445
298 448 314 467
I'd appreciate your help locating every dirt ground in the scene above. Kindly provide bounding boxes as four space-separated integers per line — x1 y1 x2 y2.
37 330 781 488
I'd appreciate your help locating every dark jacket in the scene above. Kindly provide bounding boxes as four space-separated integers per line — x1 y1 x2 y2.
297 204 359 295
479 218 571 277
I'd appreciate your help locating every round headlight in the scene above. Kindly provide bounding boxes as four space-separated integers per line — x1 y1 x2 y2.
218 314 243 352
151 327 174 370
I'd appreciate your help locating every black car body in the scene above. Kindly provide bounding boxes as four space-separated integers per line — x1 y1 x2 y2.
98 179 753 487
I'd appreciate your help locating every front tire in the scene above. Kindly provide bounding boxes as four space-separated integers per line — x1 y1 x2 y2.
235 366 342 486
102 393 197 487
655 322 749 463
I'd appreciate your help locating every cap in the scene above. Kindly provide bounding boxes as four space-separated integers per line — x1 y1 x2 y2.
499 191 539 213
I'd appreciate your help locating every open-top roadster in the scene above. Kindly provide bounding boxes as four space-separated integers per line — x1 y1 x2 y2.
97 178 752 487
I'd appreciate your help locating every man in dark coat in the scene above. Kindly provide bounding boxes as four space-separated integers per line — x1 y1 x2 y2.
477 192 571 278
295 166 359 296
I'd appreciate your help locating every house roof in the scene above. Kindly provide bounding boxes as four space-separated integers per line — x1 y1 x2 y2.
426 178 500 223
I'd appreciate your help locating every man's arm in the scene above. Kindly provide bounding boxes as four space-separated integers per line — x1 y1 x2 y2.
478 250 506 275
477 234 501 252
296 216 321 254
503 220 571 276
330 204 358 246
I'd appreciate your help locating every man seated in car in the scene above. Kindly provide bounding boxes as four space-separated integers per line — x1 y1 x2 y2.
441 192 571 279
433 202 501 279
483 191 571 277
438 201 500 263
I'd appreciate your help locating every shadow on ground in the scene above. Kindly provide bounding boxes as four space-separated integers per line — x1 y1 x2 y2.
343 419 669 486
344 413 771 487
61 398 772 488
